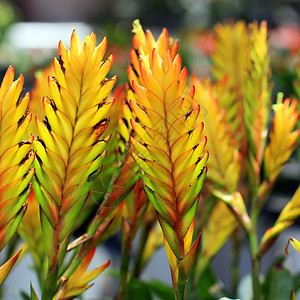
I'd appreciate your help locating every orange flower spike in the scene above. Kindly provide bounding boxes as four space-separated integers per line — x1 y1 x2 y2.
129 22 208 298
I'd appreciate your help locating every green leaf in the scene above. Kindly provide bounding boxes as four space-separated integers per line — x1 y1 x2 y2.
123 278 152 300
30 283 39 300
0 202 28 252
41 263 58 300
40 210 58 263
292 270 300 293
145 280 174 299
19 291 30 300
57 234 70 277
264 266 293 300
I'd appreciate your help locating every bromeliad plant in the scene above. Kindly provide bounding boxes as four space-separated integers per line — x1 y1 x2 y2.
128 20 208 299
0 18 299 300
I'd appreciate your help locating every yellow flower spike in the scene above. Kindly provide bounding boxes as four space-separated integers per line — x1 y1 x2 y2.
264 96 300 182
212 21 250 88
33 30 116 292
212 21 251 151
129 21 207 298
164 237 179 288
213 191 252 233
285 239 300 299
244 21 272 186
191 76 241 193
72 86 127 231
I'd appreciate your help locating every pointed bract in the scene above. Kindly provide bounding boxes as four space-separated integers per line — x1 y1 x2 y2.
0 250 22 286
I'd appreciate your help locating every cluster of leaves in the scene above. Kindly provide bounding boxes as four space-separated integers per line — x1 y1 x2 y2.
0 19 299 300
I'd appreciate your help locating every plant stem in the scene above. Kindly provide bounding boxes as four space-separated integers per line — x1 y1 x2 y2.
117 235 131 300
248 207 261 300
175 283 185 300
231 226 243 296
176 264 186 300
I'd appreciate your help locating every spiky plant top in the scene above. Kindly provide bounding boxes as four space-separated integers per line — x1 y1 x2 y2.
128 21 208 297
32 30 115 296
127 19 178 106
